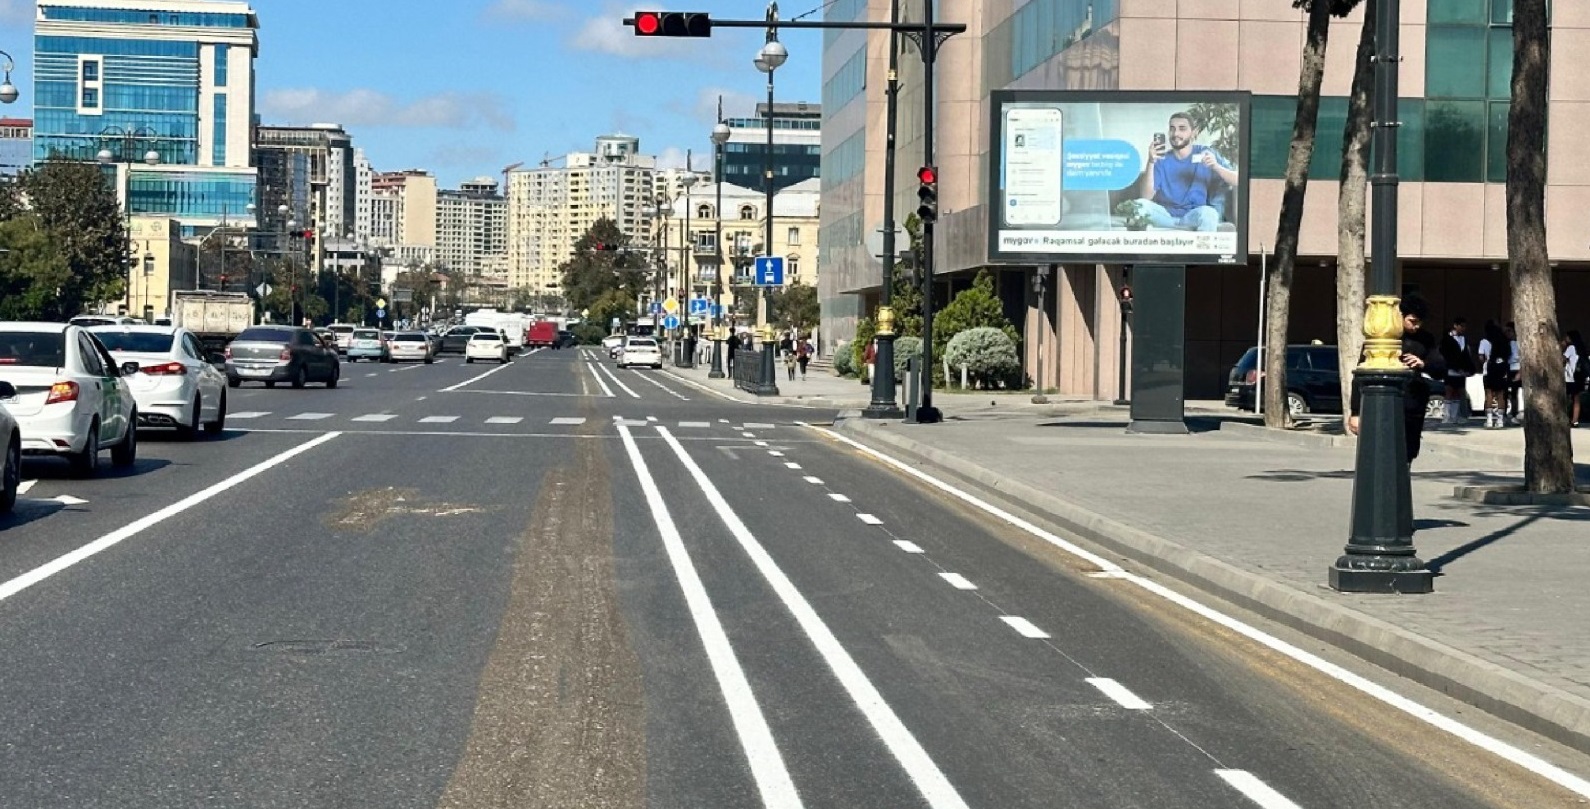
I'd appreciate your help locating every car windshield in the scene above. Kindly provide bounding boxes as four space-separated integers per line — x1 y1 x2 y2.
91 331 177 353
627 339 657 348
236 327 295 344
394 334 426 342
471 333 501 342
70 317 121 327
329 325 354 334
354 330 379 339
0 331 67 367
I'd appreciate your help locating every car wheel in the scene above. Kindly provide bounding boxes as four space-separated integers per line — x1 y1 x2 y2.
227 377 241 389
111 415 137 468
176 395 201 440
466 357 474 364
349 356 357 363
1 434 19 514
326 366 340 389
1425 396 1446 421
1286 391 1310 416
424 357 434 365
205 392 227 436
69 422 100 479
265 381 276 389
500 356 508 365
292 365 307 389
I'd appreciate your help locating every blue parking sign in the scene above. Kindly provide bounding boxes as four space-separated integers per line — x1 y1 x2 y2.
753 255 784 286
689 298 710 316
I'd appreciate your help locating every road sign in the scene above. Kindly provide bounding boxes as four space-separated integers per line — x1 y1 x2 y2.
688 298 710 316
650 301 663 315
865 224 910 259
711 304 725 319
662 314 680 330
376 308 386 319
392 287 413 303
255 282 272 298
663 296 680 314
376 297 387 309
753 255 784 286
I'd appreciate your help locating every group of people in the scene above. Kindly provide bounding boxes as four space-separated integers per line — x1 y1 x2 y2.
1439 316 1587 430
721 329 815 381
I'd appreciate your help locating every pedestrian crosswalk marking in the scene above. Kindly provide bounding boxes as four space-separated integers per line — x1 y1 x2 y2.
418 416 459 423
744 423 775 430
549 417 585 425
615 418 648 427
352 414 398 422
679 421 712 428
229 411 270 419
487 417 526 424
287 413 334 421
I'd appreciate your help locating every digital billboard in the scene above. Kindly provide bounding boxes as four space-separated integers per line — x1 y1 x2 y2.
988 90 1251 266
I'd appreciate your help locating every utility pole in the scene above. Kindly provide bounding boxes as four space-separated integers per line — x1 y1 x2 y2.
863 0 905 420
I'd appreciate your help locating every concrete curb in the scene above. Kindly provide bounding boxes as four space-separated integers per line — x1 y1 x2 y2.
834 416 1590 756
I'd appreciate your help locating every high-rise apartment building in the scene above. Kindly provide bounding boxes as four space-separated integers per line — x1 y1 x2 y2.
435 177 506 277
33 0 260 234
372 169 437 267
505 135 659 295
254 123 356 239
721 101 822 194
0 118 32 176
352 147 373 244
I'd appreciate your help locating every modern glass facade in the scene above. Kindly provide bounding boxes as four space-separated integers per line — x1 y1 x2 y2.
723 110 823 193
39 7 252 27
128 169 256 218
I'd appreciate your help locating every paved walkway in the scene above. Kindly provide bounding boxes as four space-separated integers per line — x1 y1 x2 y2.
826 404 1590 754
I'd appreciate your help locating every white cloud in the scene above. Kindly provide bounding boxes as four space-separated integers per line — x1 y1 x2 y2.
260 88 516 132
480 0 568 23
694 87 760 123
656 147 709 172
569 4 703 59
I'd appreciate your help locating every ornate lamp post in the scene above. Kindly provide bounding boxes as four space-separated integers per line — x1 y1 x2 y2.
678 170 698 367
0 49 20 104
752 3 786 396
709 108 731 379
97 127 161 318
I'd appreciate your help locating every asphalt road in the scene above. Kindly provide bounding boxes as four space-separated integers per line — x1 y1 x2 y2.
1 346 1586 808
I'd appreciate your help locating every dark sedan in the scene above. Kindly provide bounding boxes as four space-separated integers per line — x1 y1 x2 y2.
438 326 483 355
224 326 342 389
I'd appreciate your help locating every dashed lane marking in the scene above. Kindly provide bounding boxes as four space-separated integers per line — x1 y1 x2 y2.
893 540 925 554
287 413 334 421
1000 617 1051 639
1086 678 1153 711
228 411 270 419
938 573 977 590
486 417 525 425
351 414 398 422
418 416 459 424
680 421 712 428
857 514 883 526
549 417 585 425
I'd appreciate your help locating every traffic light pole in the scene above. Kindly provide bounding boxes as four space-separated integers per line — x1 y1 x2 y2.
862 0 904 421
910 0 942 424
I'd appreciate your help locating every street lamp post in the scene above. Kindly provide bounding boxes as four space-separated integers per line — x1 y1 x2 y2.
0 49 21 104
97 127 161 318
863 0 905 419
1032 265 1052 405
1330 0 1432 594
752 3 786 397
708 105 731 379
679 169 698 367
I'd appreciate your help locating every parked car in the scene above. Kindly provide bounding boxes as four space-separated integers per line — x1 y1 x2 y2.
464 331 509 364
326 323 357 354
386 332 435 364
0 322 138 477
618 336 663 370
224 326 341 389
557 330 576 349
88 325 228 438
1226 344 1460 418
0 387 19 513
440 326 483 355
346 328 384 362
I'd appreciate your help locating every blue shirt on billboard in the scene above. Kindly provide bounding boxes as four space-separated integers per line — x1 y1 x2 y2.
1152 146 1233 218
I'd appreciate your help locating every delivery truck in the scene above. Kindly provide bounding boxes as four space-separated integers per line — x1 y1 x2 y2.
171 290 255 355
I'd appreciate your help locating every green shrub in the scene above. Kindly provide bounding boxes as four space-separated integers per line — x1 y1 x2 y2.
945 327 1020 389
833 346 855 377
851 317 876 382
571 322 608 345
892 336 922 382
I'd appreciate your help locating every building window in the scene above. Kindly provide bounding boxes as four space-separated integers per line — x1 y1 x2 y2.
786 226 800 246
82 61 99 82
739 205 756 220
697 203 713 219
77 56 104 114
81 87 100 109
212 94 227 165
214 44 229 86
787 255 800 278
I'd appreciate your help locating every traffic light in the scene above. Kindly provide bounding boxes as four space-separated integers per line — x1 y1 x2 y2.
916 165 939 223
594 241 620 252
631 11 712 37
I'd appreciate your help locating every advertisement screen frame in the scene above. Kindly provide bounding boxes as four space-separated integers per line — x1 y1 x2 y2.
987 90 1252 266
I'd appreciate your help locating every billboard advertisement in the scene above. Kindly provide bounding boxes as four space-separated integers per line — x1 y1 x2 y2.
988 90 1251 266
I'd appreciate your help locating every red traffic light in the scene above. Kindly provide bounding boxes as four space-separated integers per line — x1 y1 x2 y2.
630 10 711 37
917 166 937 184
635 11 660 34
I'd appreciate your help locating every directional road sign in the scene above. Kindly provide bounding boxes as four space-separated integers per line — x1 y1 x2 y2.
255 282 272 298
688 298 710 316
650 301 663 315
662 314 680 330
754 255 784 286
376 308 386 319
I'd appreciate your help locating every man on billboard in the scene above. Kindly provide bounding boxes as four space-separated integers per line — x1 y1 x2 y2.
1135 112 1239 232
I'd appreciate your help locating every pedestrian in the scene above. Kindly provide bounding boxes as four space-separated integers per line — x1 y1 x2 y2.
1438 316 1475 425
864 338 878 384
1347 295 1445 463
1565 329 1586 428
1477 320 1513 429
726 330 740 376
797 335 813 380
1505 322 1523 424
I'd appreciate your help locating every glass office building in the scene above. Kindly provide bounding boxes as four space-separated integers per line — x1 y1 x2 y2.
721 102 823 194
33 0 260 228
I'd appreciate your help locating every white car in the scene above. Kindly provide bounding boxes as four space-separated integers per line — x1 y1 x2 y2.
326 323 357 354
88 324 229 438
603 334 625 358
465 331 509 364
387 332 435 364
618 337 663 370
0 389 19 514
0 323 138 477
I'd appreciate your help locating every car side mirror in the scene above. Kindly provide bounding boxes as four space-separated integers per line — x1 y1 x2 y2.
120 361 141 376
0 381 15 399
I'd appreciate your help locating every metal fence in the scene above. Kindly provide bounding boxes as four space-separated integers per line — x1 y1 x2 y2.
733 349 762 392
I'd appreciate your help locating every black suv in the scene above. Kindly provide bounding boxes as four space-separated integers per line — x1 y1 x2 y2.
1226 344 1343 415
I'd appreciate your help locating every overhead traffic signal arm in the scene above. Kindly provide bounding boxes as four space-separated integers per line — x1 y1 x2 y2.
629 11 712 37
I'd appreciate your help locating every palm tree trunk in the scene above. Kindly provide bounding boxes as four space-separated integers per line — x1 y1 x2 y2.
1336 0 1375 412
1264 0 1334 427
1507 0 1574 492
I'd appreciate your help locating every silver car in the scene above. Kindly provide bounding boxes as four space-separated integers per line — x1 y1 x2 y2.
386 332 435 364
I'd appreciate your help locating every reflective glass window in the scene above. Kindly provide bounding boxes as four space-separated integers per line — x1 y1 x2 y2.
1487 27 1513 97
212 94 227 165
1429 0 1486 23
81 87 99 108
214 44 228 87
1487 100 1511 183
81 60 99 81
1426 25 1487 97
1424 100 1486 182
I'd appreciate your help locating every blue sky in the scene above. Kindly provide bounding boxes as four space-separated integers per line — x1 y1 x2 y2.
0 0 824 187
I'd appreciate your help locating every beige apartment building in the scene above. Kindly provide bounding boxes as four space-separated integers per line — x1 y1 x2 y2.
371 169 437 268
434 177 507 278
658 178 821 327
820 0 1590 399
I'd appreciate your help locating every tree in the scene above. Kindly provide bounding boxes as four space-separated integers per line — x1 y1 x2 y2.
197 231 258 294
932 270 1018 373
769 281 818 332
20 159 129 315
1263 0 1360 427
1335 0 1376 409
1508 0 1574 493
889 214 925 338
560 218 649 317
0 215 71 320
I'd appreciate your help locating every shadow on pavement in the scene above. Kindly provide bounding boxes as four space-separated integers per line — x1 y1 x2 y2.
1426 513 1543 576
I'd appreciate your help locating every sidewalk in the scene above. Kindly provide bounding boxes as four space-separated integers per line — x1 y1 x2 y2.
834 408 1590 754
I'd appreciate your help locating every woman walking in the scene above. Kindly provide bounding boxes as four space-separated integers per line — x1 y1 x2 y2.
1565 329 1585 428
1478 320 1513 429
796 335 812 380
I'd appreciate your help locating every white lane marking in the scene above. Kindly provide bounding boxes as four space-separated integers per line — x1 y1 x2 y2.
768 450 785 457
1086 678 1153 711
53 495 89 506
754 441 769 447
549 417 585 425
632 370 690 400
828 493 852 503
616 418 648 427
1215 770 1304 809
615 425 804 808
647 416 658 422
228 411 270 419
440 355 522 392
680 421 712 428
817 426 1590 800
666 371 749 403
719 419 730 423
802 476 824 485
745 422 775 430
939 573 977 590
743 432 758 439
389 364 423 372
584 362 616 398
351 414 398 422
365 372 379 377
486 417 525 425
287 412 334 421
597 363 641 399
857 514 883 525
0 433 342 604
1000 617 1051 639
654 426 969 809
18 480 36 496
419 416 459 424
416 396 427 401
785 463 802 470
894 540 925 554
